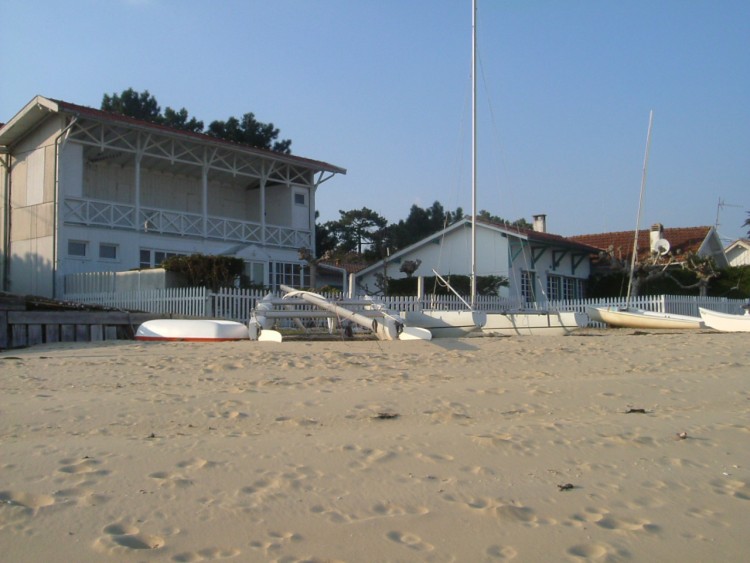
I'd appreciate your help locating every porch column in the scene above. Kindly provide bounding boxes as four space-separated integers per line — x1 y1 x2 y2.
201 163 209 239
260 173 267 245
134 150 142 232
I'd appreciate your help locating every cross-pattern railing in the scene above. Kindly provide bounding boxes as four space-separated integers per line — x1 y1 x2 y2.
63 197 308 249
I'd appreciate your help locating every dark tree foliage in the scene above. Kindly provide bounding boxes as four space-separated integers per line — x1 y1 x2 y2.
161 254 244 291
206 114 291 154
101 89 161 122
326 207 389 259
477 210 532 229
161 106 204 133
100 88 290 153
387 201 464 250
586 265 750 299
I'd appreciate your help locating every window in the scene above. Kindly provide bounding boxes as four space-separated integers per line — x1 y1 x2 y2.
547 275 562 300
139 249 186 268
269 261 310 291
547 274 586 301
294 192 306 205
244 261 266 286
68 240 87 257
520 271 536 304
99 243 118 260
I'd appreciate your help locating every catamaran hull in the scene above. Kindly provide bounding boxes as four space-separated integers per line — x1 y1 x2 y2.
482 311 587 336
401 310 486 338
699 307 750 332
135 319 250 341
588 306 703 329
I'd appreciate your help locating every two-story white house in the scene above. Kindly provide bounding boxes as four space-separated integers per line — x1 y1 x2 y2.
355 215 598 305
0 96 345 298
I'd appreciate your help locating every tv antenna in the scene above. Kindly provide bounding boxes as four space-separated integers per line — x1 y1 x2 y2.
715 197 742 231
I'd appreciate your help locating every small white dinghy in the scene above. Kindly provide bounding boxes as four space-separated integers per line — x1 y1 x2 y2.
699 307 750 333
135 319 249 341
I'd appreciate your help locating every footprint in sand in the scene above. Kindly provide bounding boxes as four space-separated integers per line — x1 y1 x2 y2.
94 521 166 552
0 490 55 511
486 544 518 559
172 546 242 561
710 477 750 501
248 530 303 558
386 530 434 551
441 493 553 527
58 456 110 476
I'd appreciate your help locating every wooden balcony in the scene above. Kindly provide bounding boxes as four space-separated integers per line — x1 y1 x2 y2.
62 197 311 249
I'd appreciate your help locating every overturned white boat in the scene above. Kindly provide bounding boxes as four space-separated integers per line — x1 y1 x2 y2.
135 319 250 341
588 306 703 330
699 307 750 332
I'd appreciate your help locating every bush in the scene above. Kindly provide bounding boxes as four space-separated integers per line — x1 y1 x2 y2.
161 254 244 291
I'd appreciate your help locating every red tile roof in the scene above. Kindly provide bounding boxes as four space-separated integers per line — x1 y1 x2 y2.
569 226 712 262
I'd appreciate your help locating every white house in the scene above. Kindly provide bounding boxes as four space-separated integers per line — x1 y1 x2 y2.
355 216 598 305
725 239 750 267
0 96 345 298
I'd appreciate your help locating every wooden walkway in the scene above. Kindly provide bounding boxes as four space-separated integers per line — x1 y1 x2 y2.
1 293 164 350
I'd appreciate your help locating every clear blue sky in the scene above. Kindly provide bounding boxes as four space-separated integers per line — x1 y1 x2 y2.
2 0 748 243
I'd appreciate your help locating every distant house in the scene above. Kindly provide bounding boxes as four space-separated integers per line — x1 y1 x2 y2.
569 224 729 270
355 215 599 305
725 239 750 267
0 96 345 298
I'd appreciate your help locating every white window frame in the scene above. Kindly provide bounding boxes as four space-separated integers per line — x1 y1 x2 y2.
68 240 88 258
99 243 119 261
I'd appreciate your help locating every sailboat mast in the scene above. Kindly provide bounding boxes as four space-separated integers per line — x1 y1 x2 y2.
625 110 654 304
470 0 478 307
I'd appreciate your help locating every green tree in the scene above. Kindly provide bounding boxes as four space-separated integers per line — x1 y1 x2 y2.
100 88 290 152
206 113 291 154
388 201 463 250
161 106 204 133
477 210 532 229
329 207 388 257
102 88 160 121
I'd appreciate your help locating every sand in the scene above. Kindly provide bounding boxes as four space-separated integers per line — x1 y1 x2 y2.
1 330 748 562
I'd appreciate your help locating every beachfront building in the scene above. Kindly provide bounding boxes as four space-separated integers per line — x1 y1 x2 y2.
355 215 599 305
724 239 750 267
0 96 345 298
569 223 729 271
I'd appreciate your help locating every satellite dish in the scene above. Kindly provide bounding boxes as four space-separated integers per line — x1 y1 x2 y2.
654 238 671 255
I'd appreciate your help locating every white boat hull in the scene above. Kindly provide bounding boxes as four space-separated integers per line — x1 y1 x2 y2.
699 307 750 332
135 319 249 341
588 306 703 330
482 310 587 336
402 310 486 338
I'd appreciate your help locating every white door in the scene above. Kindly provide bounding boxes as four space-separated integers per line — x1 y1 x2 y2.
292 188 309 230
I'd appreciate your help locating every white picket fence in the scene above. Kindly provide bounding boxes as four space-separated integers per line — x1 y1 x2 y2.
62 287 747 327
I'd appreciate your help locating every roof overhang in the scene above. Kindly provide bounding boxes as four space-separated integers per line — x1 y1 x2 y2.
0 96 60 148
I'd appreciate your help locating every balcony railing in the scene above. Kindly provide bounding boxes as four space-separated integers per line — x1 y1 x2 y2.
63 197 311 249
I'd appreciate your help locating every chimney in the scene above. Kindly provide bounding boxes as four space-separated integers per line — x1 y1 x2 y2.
650 223 664 252
532 214 547 233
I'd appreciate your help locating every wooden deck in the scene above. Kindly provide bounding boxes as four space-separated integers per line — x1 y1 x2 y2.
0 293 166 350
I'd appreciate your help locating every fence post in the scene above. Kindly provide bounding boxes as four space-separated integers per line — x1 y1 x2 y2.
203 287 211 318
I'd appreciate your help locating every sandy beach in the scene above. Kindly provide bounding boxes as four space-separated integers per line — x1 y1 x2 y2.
1 330 748 562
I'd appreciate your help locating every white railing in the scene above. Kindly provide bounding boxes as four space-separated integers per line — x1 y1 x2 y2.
63 196 309 249
62 288 748 327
